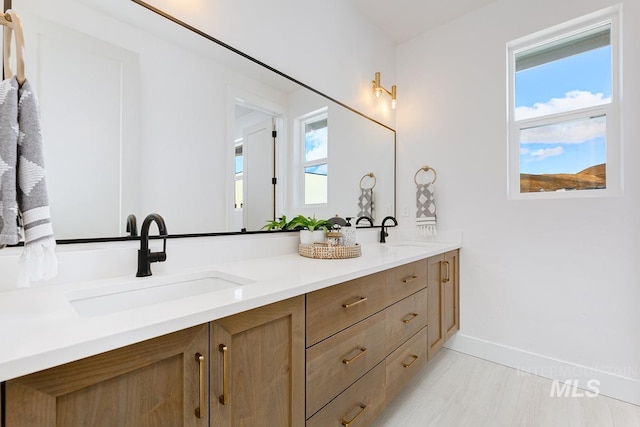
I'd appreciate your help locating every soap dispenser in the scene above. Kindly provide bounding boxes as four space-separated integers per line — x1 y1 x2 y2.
342 217 356 246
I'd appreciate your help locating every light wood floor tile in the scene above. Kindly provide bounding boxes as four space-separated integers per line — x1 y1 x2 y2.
371 349 640 427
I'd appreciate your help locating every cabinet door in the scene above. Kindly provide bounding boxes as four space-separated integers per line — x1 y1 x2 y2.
427 254 444 360
6 325 209 427
210 296 305 427
443 250 460 340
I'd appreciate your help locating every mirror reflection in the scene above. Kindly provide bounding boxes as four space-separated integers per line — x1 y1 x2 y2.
13 0 395 240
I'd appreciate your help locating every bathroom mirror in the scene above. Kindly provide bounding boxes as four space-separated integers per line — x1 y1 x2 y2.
11 0 395 240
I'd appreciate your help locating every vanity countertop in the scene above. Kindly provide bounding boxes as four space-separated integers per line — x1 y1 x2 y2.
0 241 460 382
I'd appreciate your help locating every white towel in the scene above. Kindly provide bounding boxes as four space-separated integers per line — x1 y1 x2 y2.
416 182 437 236
16 78 57 286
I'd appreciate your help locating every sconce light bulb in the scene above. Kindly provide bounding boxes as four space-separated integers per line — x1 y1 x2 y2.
375 88 381 98
391 99 397 109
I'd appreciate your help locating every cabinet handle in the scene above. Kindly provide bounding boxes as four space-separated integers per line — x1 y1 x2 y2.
195 353 205 418
402 354 419 368
401 313 419 323
401 274 418 283
341 403 367 426
342 347 367 365
342 296 367 308
219 344 229 405
442 260 450 283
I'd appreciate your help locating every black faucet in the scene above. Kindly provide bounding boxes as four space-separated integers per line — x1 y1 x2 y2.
136 213 168 277
126 214 138 237
380 216 398 243
356 216 374 226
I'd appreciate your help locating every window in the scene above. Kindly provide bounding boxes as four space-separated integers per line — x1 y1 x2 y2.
234 139 243 209
302 111 328 205
508 8 620 198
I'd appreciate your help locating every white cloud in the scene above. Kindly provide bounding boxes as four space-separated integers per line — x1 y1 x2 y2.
515 90 611 121
520 147 530 155
305 131 328 161
529 146 564 161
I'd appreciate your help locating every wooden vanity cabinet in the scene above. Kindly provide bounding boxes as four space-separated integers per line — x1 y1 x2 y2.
209 296 305 427
427 250 460 360
4 296 305 427
4 251 458 426
305 258 433 425
5 324 209 427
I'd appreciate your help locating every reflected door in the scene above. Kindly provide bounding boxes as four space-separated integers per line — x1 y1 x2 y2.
243 118 275 230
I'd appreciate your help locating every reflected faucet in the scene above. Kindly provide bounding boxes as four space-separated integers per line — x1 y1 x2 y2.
137 213 168 277
356 216 373 226
126 214 138 237
380 216 398 243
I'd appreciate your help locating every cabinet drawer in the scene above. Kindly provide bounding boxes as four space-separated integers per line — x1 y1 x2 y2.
306 272 386 347
385 260 427 306
306 362 385 427
306 311 386 417
385 288 428 355
385 326 428 405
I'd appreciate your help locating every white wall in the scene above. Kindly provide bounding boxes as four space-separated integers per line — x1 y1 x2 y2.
141 0 397 128
396 0 640 404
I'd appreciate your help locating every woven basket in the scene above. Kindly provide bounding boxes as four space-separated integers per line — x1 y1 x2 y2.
298 243 361 259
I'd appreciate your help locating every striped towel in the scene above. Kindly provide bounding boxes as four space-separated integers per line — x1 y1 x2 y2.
16 78 57 286
0 77 20 247
0 76 57 286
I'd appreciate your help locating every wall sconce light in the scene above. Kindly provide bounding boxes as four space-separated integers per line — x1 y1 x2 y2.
372 72 397 109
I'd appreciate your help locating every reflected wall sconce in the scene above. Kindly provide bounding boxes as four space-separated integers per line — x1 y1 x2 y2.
372 72 397 109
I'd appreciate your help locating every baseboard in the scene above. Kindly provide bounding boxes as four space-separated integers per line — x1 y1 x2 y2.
445 333 640 406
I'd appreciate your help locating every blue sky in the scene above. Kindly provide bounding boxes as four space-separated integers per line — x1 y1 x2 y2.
516 46 611 175
305 126 328 175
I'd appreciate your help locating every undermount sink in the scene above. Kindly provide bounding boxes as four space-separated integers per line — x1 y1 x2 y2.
67 271 254 317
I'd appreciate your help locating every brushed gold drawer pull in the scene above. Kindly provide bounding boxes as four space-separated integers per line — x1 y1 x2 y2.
342 296 367 309
195 353 205 418
442 260 450 283
401 274 418 283
342 403 367 426
401 313 419 323
219 344 229 405
402 354 419 368
342 347 367 365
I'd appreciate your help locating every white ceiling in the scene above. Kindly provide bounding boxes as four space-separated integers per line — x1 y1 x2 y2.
348 0 497 44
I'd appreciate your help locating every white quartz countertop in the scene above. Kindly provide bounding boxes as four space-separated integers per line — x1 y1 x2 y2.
0 240 460 382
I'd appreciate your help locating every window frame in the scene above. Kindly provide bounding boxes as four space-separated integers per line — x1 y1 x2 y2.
507 6 622 199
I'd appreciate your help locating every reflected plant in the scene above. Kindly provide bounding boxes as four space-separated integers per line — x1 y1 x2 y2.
262 215 290 231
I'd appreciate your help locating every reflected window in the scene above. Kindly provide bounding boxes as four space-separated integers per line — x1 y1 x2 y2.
302 112 328 204
234 139 243 209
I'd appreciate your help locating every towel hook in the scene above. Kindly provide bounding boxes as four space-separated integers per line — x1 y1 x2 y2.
2 9 25 85
414 166 437 185
359 172 376 190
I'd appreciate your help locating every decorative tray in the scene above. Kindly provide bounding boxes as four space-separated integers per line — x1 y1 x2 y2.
298 243 361 259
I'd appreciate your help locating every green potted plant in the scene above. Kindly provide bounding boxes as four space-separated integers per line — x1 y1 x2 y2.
261 215 291 231
287 215 332 244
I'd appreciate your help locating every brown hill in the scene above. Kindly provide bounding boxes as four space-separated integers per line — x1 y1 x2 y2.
521 163 606 193
578 163 606 179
